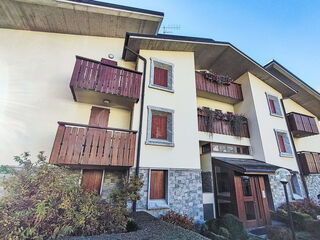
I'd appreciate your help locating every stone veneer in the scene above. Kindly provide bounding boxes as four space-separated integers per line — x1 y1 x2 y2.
101 170 126 201
305 174 320 203
130 168 204 222
269 174 306 209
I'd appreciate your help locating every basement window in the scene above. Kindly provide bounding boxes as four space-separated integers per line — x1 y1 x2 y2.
266 93 283 117
274 130 293 157
148 170 169 209
149 58 174 92
146 106 174 147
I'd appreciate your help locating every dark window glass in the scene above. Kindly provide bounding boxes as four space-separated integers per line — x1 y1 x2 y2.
245 201 256 220
236 147 241 154
215 166 230 197
241 176 252 196
218 200 232 217
242 147 249 155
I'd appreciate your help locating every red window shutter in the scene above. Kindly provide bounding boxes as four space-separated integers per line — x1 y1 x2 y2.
150 170 165 199
290 177 297 194
269 99 276 114
278 135 286 152
154 67 168 87
151 115 167 140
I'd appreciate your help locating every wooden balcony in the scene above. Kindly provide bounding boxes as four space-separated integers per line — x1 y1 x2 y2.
70 56 142 109
198 108 250 138
195 72 243 104
287 112 319 138
297 151 320 175
49 122 136 167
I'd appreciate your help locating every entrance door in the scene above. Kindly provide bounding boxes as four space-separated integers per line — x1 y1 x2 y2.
81 169 103 193
234 175 271 228
81 107 109 193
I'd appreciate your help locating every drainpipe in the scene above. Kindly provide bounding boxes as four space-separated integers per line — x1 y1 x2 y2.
280 98 309 198
124 46 147 212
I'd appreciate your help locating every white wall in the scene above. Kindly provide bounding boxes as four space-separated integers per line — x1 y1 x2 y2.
0 29 132 165
132 50 201 169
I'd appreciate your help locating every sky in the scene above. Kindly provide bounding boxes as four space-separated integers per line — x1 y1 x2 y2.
105 0 320 92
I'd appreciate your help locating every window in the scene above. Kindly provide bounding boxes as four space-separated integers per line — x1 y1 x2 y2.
146 106 174 147
150 58 174 92
208 143 250 155
289 174 303 199
274 130 293 157
266 93 282 117
148 170 169 209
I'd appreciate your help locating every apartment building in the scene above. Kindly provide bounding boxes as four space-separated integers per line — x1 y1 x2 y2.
1 0 319 228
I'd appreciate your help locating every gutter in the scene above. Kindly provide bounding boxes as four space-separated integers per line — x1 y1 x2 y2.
123 46 147 212
280 99 309 198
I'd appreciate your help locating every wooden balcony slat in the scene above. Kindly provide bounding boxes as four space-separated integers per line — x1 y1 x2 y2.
287 112 319 137
101 131 112 165
197 108 250 137
70 56 142 102
195 72 243 102
71 128 86 164
50 123 136 167
49 125 65 164
312 153 320 173
128 133 136 166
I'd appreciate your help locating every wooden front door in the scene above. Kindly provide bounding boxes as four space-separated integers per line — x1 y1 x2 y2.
234 175 271 228
81 169 103 193
89 106 110 127
81 107 109 193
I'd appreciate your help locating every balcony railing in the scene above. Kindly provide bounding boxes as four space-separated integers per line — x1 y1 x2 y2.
297 151 320 175
287 112 319 138
49 122 137 167
198 108 250 138
70 56 142 107
195 72 243 104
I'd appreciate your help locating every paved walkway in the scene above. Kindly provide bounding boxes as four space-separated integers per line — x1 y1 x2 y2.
65 211 209 240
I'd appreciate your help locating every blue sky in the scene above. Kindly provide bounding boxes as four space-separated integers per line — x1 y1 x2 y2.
106 0 320 91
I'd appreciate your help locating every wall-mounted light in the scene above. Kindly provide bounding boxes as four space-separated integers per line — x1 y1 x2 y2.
103 99 111 104
108 54 114 59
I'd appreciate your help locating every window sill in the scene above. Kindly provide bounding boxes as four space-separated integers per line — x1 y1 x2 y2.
149 84 174 93
148 199 169 210
279 152 294 158
270 113 283 118
145 140 174 147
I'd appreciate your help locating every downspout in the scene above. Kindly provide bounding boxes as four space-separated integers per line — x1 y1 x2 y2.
124 46 147 212
280 98 309 198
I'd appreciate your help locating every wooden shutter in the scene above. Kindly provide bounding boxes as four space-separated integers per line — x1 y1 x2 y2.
290 177 297 194
154 67 168 87
150 170 166 199
269 99 276 114
151 115 167 140
277 134 286 153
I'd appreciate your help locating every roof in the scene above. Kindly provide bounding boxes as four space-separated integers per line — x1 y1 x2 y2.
0 0 163 37
213 157 295 174
123 33 297 98
264 60 320 118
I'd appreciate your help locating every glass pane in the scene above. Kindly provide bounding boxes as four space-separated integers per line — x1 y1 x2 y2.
245 201 256 220
227 146 234 153
212 144 219 152
221 145 227 152
241 176 252 196
215 166 230 197
218 199 232 216
236 147 241 154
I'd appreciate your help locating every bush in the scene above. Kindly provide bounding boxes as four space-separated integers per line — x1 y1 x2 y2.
266 226 293 240
305 219 320 236
0 152 143 239
275 209 313 231
201 214 247 240
161 210 196 231
278 199 320 219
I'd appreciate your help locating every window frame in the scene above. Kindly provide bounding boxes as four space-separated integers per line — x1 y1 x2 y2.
147 169 169 210
274 129 293 157
266 93 283 117
146 106 174 147
149 57 174 93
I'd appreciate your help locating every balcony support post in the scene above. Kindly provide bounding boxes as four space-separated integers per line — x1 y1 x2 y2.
281 98 309 198
124 46 147 212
